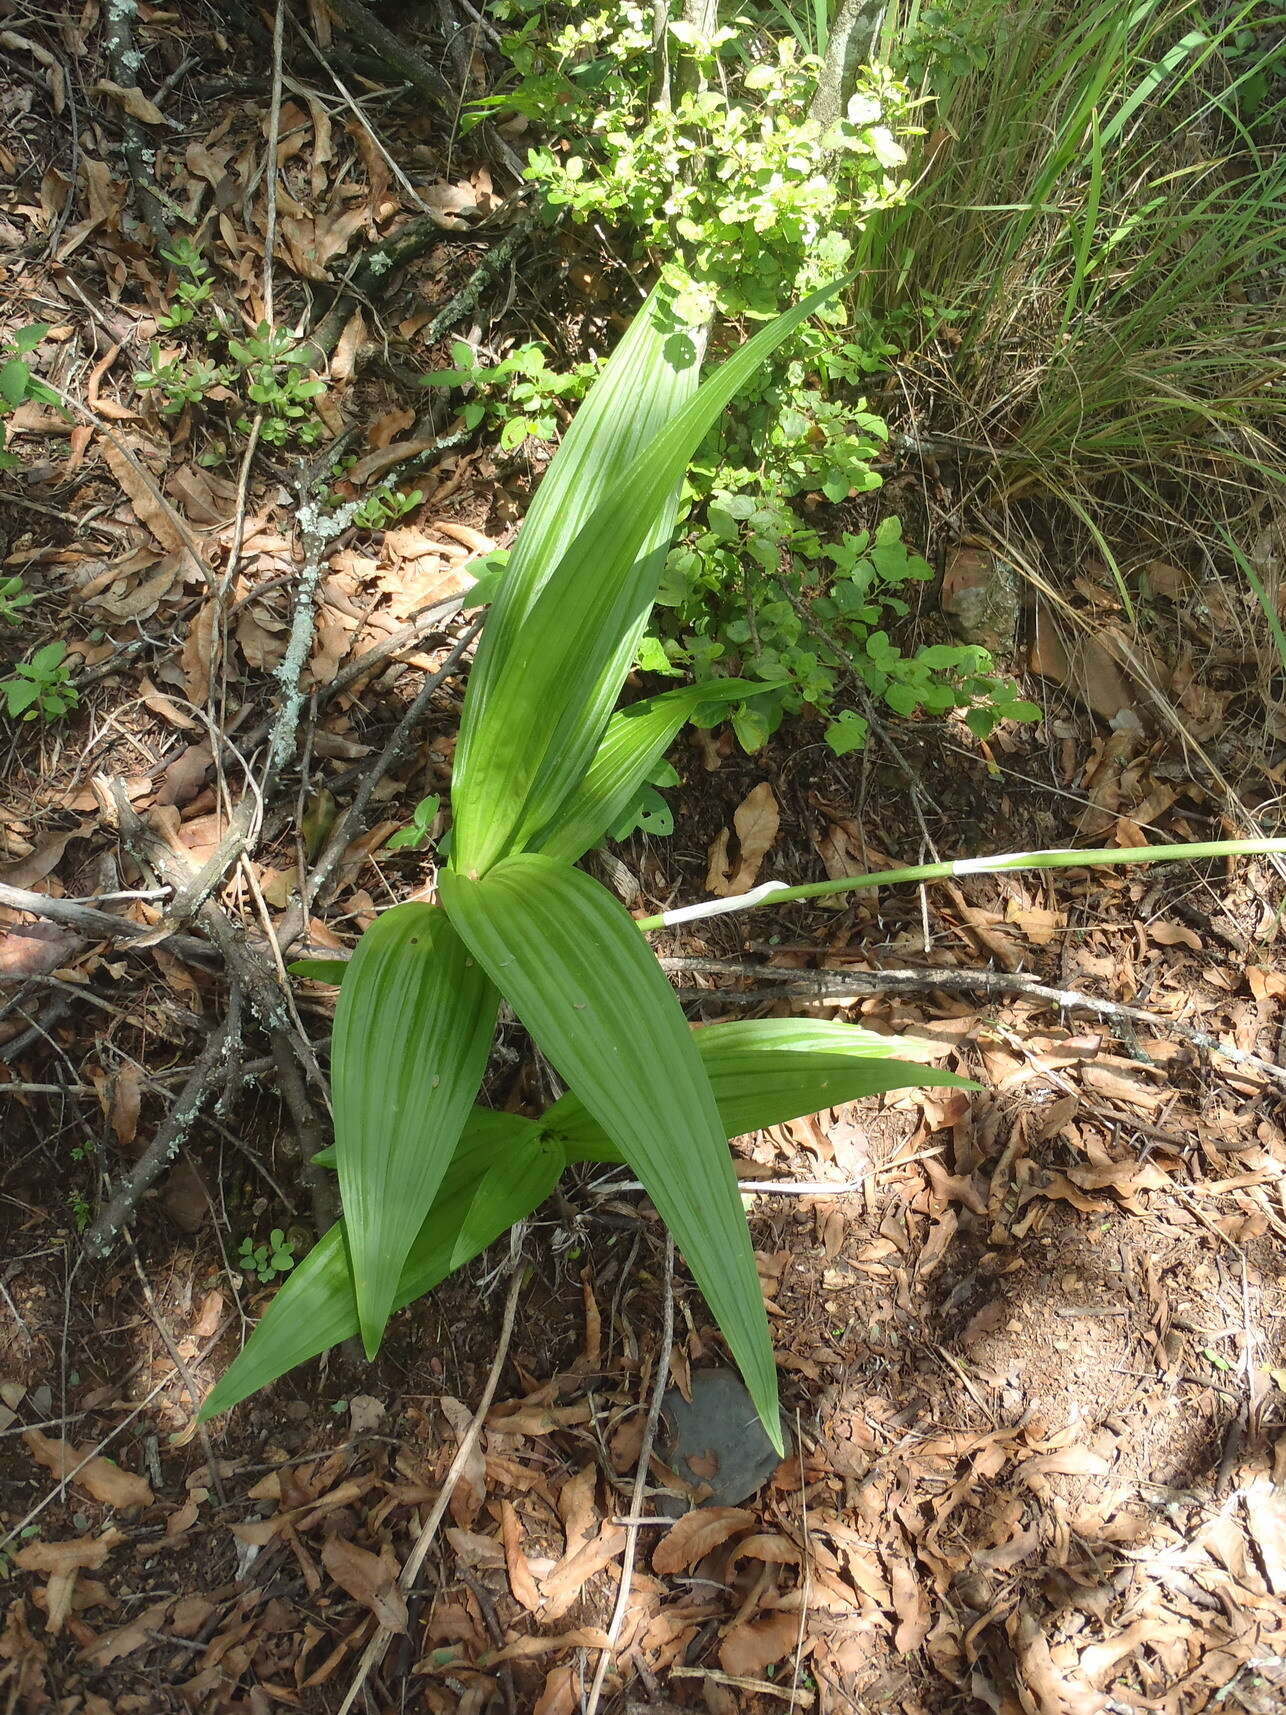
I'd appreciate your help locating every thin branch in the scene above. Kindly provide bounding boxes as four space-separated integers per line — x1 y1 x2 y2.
337 1267 526 1715
83 994 241 1258
661 955 1286 1090
582 1231 675 1715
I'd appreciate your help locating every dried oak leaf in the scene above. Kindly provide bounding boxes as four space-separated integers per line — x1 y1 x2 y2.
539 1524 626 1620
320 1535 407 1633
500 1500 540 1613
718 1610 800 1677
557 1463 599 1560
706 783 780 897
0 924 83 982
23 1430 152 1509
652 1505 754 1575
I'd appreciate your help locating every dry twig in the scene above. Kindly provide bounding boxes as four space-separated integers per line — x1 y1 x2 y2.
338 1266 526 1715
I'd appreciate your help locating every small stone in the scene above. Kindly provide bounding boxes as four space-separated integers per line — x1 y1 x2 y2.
657 1368 790 1515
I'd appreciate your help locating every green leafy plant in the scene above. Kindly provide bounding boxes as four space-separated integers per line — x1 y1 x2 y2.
2 641 77 721
198 277 1286 1449
385 793 442 852
199 279 979 1447
0 576 34 625
156 238 216 330
229 324 327 445
352 485 424 531
239 1229 297 1284
136 252 328 449
133 345 227 417
0 323 56 472
421 338 597 451
462 8 1027 752
655 508 1038 752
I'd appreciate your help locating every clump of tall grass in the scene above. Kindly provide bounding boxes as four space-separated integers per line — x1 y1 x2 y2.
853 0 1284 496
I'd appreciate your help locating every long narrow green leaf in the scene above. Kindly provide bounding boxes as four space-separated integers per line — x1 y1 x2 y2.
440 855 783 1452
451 275 848 876
544 1018 978 1161
453 282 705 871
199 1113 561 1420
531 678 764 863
332 903 498 1358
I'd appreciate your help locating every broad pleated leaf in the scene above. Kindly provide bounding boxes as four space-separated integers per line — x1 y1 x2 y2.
531 678 764 862
452 282 704 872
451 276 848 876
544 1018 979 1161
440 855 782 1452
200 1114 561 1419
332 902 498 1357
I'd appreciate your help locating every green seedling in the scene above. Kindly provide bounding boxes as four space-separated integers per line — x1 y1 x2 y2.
0 576 34 625
239 1230 297 1284
2 641 77 721
353 486 424 531
0 323 57 472
385 794 442 852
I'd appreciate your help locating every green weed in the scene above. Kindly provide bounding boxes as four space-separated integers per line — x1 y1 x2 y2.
0 323 57 472
2 642 77 722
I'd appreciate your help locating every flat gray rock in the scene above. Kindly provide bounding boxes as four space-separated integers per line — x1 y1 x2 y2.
658 1368 790 1511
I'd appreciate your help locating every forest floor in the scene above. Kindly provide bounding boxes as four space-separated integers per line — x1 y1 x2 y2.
1 7 1285 1715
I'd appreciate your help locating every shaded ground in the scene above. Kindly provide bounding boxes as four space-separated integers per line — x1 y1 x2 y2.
2 6 1285 1714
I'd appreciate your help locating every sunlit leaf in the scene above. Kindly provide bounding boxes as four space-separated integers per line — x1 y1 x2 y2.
544 1017 978 1161
531 678 762 862
332 903 497 1357
440 855 782 1451
452 276 848 875
199 1113 561 1419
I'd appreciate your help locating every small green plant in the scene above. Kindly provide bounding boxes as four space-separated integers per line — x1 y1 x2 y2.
421 338 597 451
239 1229 297 1284
134 345 227 416
200 279 977 1447
0 576 34 625
385 794 441 852
67 1191 92 1233
0 323 56 472
352 485 424 531
156 238 216 331
229 324 327 445
136 253 328 450
198 277 1286 1453
655 506 1038 752
608 759 677 840
2 641 77 721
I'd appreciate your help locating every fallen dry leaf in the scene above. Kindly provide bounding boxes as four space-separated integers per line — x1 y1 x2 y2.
93 79 166 124
13 1531 120 1575
706 783 780 897
110 1063 142 1150
0 827 81 889
320 1535 407 1633
100 443 184 553
653 1506 754 1575
23 1430 152 1509
0 924 83 982
718 1610 800 1677
539 1524 626 1619
888 1553 931 1654
181 601 216 705
501 1500 541 1613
